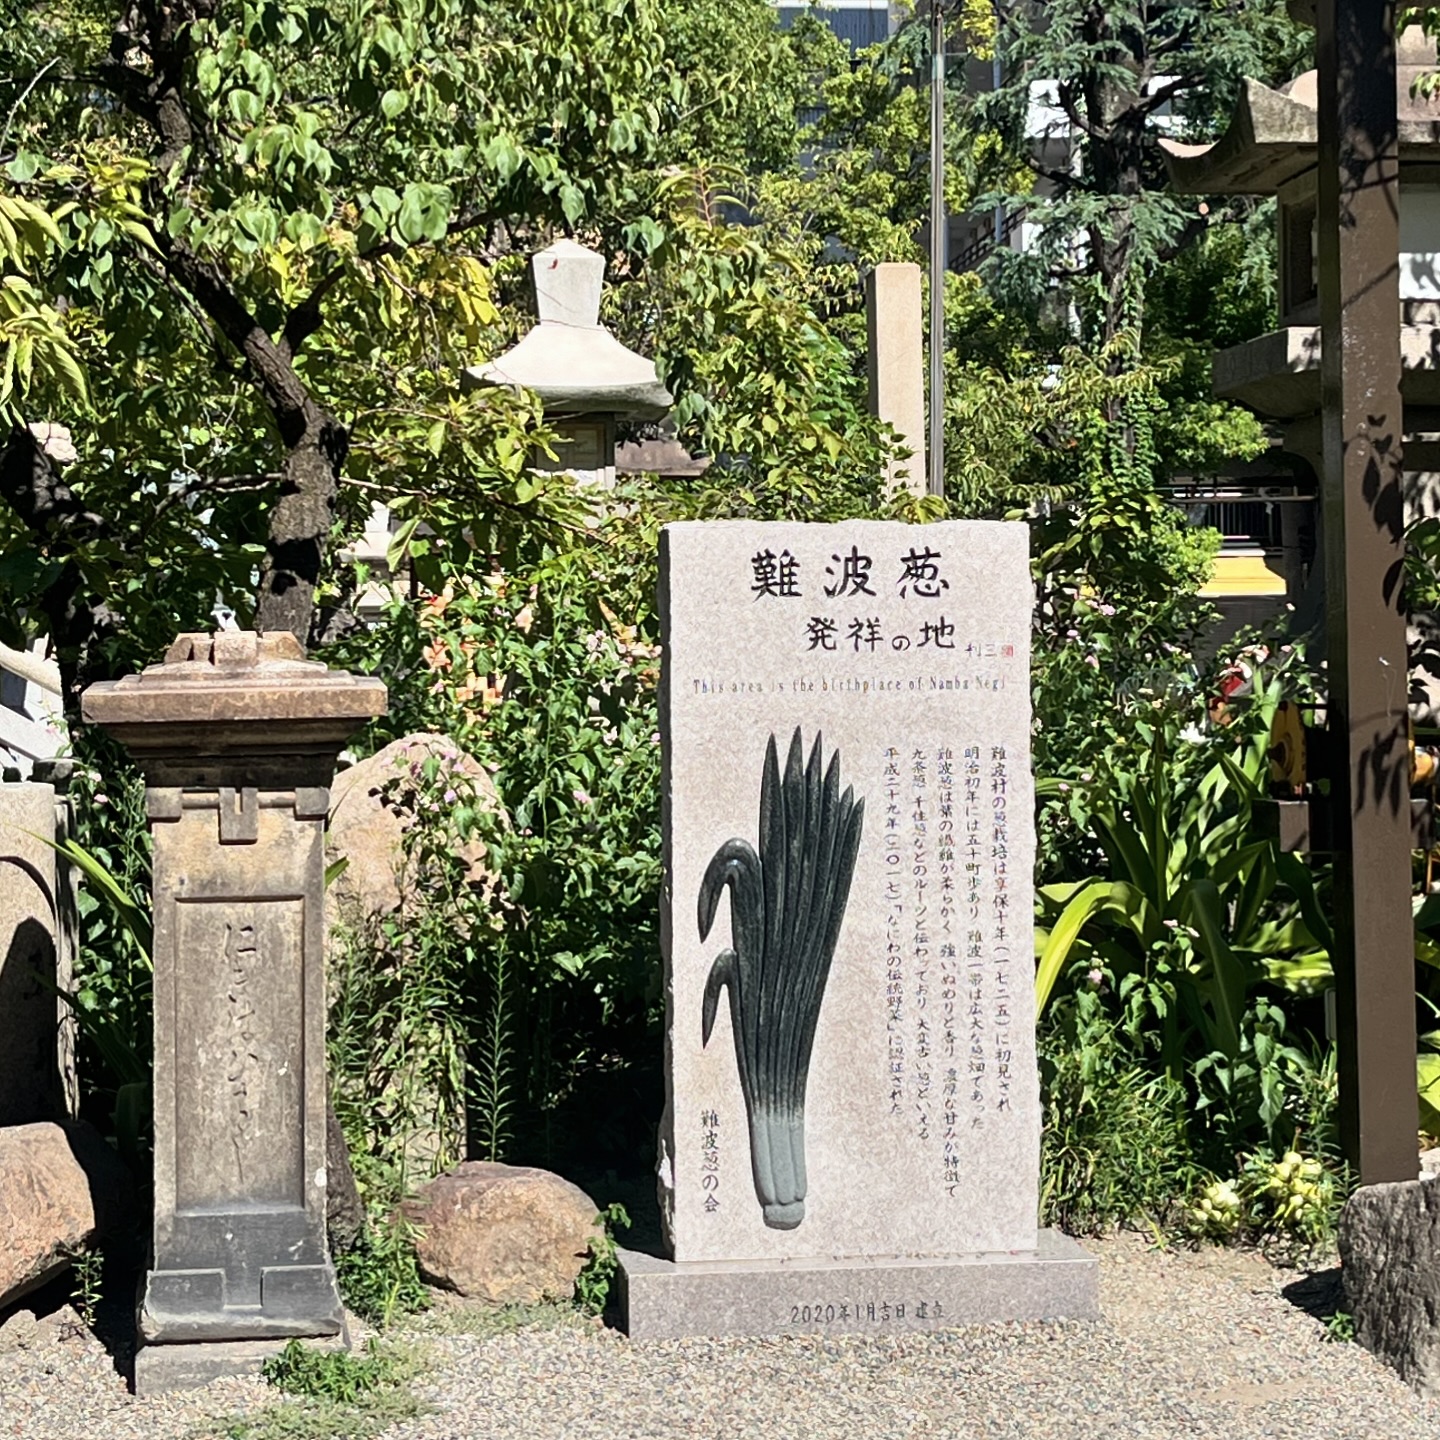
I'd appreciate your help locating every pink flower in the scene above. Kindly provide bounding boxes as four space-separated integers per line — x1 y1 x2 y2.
572 788 592 806
1086 968 1104 988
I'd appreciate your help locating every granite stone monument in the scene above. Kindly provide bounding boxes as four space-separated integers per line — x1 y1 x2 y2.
0 776 76 1124
618 520 1097 1337
83 631 385 1392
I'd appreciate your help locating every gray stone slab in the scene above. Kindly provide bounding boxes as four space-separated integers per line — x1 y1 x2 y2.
616 1229 1097 1340
0 780 75 1124
134 1332 348 1395
1340 1174 1440 1395
659 521 1038 1264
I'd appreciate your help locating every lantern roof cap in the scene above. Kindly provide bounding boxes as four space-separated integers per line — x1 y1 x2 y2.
1162 29 1440 195
464 239 672 420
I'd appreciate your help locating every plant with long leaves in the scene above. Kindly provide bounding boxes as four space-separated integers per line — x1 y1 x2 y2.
1033 672 1332 1138
699 727 864 1230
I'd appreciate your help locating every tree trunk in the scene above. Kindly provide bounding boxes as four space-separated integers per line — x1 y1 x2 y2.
255 411 348 646
0 427 117 721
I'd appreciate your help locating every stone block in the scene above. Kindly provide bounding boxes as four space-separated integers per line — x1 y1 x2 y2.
617 1230 1098 1340
659 521 1038 1266
0 780 75 1125
0 1121 130 1307
326 733 499 924
133 1333 349 1396
1340 1174 1440 1395
83 632 385 1387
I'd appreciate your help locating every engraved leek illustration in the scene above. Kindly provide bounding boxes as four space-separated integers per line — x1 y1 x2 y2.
699 727 864 1230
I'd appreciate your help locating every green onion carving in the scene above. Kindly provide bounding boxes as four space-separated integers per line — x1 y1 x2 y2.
699 727 864 1230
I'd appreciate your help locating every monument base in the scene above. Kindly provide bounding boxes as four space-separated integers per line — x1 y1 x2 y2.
134 1330 350 1396
616 1229 1097 1340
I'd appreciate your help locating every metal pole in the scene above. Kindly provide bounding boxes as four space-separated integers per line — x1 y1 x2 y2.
928 0 946 498
1316 0 1416 1185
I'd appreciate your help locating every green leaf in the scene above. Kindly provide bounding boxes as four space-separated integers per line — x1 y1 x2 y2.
396 187 426 244
1420 1053 1440 1134
1035 879 1118 1013
558 184 586 226
29 834 153 966
1182 877 1245 1058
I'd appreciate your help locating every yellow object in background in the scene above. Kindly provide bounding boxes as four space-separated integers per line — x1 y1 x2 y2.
1200 552 1287 598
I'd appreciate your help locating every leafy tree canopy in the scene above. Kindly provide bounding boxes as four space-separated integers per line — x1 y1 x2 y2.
0 0 902 709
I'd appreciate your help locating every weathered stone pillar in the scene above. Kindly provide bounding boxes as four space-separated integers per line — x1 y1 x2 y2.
82 631 385 1393
866 262 927 497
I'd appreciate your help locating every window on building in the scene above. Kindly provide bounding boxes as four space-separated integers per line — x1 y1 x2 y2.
777 2 892 50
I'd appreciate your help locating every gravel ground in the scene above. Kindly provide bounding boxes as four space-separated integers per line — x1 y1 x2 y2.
3 1233 1438 1440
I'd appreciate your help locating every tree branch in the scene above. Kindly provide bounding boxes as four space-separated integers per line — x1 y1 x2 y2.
278 262 350 363
161 238 312 441
0 427 106 537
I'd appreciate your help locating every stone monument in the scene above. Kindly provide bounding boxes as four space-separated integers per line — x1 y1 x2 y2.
0 774 76 1125
618 520 1096 1337
82 631 385 1392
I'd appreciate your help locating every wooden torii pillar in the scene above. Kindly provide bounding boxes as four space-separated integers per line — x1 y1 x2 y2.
1316 0 1417 1185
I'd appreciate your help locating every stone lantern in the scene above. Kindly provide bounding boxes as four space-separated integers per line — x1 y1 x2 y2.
465 239 673 487
82 631 385 1393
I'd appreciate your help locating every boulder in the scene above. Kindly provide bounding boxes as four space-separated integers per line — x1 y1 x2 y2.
326 734 501 923
1340 1174 1440 1395
401 1162 601 1305
0 1122 129 1308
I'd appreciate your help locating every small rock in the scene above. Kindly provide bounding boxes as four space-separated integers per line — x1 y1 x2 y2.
401 1162 601 1305
1340 1173 1440 1395
0 1122 130 1308
0 1310 38 1354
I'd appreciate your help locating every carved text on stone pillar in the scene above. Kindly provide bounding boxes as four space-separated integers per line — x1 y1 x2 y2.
175 897 305 1212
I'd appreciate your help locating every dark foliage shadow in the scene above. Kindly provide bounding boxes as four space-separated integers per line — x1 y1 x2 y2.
1280 1265 1346 1323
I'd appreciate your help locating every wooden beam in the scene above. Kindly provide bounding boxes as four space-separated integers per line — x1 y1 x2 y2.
1316 0 1417 1183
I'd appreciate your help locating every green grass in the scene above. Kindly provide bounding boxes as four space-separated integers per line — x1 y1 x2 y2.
210 1388 424 1440
193 1340 428 1440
